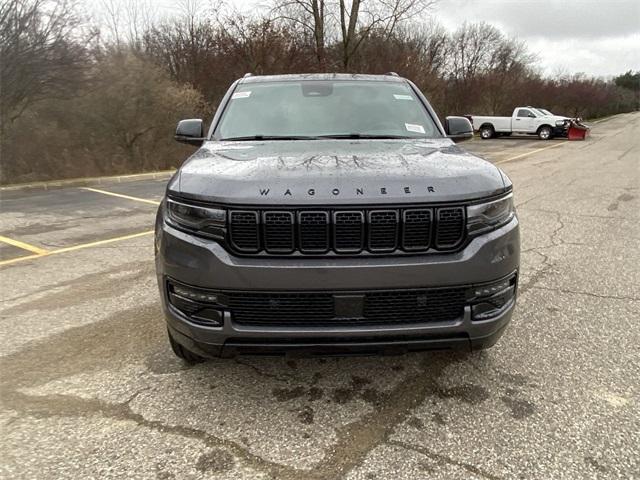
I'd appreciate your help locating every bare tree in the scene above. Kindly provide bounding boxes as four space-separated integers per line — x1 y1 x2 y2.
98 0 157 49
338 0 437 68
447 22 505 82
272 0 436 69
0 0 91 132
271 0 326 66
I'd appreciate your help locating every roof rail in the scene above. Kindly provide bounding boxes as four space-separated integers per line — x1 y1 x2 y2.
386 72 400 77
243 73 253 78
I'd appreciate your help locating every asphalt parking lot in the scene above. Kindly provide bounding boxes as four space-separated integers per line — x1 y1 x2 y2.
1 113 638 479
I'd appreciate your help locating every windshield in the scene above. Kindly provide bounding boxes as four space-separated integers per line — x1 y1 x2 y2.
214 80 441 140
535 108 553 116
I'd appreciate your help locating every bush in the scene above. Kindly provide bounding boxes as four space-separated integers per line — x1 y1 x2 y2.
1 52 205 183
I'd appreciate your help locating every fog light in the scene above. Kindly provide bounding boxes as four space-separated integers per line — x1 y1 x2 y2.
473 278 511 298
172 284 218 303
470 273 517 321
167 281 225 327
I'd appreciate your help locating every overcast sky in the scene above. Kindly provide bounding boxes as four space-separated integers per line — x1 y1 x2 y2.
433 0 640 77
92 0 640 77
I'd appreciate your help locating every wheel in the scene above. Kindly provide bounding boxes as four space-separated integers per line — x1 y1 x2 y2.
538 125 552 140
479 125 494 139
167 329 205 364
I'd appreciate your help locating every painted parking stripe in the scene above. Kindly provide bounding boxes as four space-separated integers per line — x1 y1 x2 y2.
50 230 155 254
496 141 567 165
80 187 160 205
0 235 49 255
0 230 154 267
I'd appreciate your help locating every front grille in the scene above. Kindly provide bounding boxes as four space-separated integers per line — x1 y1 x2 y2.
228 206 465 255
225 287 467 327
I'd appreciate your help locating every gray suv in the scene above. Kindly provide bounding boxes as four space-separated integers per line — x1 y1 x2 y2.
155 73 520 361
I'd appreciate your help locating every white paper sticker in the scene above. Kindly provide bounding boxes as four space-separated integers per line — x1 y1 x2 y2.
232 91 251 99
394 94 413 100
405 123 425 134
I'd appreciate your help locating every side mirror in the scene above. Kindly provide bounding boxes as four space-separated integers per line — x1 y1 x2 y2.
175 119 205 146
445 116 473 143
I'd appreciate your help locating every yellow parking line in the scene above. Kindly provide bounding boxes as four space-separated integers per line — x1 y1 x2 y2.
0 235 49 255
0 230 154 267
0 253 46 266
496 141 567 165
51 230 154 254
81 187 160 205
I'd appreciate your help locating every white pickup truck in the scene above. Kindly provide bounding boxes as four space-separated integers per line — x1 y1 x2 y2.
469 107 571 140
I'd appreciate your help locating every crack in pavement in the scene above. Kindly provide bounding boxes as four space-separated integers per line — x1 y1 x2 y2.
517 211 566 295
546 210 567 248
388 440 503 480
1 351 473 480
0 389 296 479
519 250 554 296
233 358 299 383
521 239 586 255
530 285 640 302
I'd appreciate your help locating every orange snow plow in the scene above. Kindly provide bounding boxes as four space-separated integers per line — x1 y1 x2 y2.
566 119 590 140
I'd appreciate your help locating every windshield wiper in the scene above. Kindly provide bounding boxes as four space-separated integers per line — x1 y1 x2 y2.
221 133 420 141
317 133 416 139
220 135 318 141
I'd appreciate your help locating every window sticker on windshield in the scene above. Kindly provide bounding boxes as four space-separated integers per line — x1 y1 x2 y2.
232 91 251 99
405 123 425 134
394 94 413 100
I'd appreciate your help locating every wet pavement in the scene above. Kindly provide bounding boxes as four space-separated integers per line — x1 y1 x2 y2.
1 113 638 479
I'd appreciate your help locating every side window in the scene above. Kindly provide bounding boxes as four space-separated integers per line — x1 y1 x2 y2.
517 109 531 118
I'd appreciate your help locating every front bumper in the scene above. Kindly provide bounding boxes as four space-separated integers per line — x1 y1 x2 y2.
156 216 520 357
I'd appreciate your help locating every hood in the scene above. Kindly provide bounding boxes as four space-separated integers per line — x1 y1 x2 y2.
541 114 571 123
171 138 507 205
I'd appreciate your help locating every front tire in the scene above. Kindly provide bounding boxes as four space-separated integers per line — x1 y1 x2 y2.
479 125 494 139
167 329 205 364
538 125 552 140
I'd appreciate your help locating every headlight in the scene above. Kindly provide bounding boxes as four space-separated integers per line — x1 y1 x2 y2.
166 198 226 235
467 193 515 235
